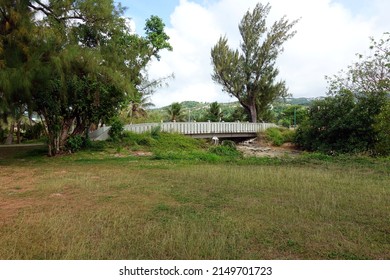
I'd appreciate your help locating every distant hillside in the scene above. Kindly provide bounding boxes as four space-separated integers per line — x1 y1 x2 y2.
152 97 317 111
145 98 318 123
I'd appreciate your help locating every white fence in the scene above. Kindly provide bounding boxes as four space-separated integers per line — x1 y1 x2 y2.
90 122 277 141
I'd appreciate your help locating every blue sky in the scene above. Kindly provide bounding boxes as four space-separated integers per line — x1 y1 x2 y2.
117 0 389 107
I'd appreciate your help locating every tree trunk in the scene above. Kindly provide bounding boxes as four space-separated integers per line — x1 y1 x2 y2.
16 120 21 144
5 122 15 145
248 104 257 123
59 117 74 150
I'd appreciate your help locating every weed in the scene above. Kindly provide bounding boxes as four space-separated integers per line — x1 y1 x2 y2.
262 127 296 146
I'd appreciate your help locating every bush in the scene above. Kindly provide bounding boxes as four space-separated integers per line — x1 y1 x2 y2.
108 118 124 141
209 145 241 158
262 127 296 146
264 127 284 146
66 135 84 152
221 140 236 149
282 129 296 143
373 101 390 156
295 92 387 155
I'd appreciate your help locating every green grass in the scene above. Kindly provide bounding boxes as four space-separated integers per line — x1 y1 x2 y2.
0 138 389 260
261 127 296 146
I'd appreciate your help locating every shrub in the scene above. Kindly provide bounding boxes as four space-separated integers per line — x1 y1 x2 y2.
66 135 84 152
221 140 236 149
108 118 124 141
373 101 390 156
262 127 296 146
209 145 241 158
282 129 296 143
295 92 387 155
265 127 284 146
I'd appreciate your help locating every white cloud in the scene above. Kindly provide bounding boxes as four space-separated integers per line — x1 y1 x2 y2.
149 0 388 107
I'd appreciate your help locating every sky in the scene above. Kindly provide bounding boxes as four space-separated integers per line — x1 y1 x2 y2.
118 0 390 108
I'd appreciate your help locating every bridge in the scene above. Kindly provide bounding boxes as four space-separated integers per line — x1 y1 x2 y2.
89 122 277 141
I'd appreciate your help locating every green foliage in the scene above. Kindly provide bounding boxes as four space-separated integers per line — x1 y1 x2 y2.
152 133 206 152
277 105 309 127
295 92 388 155
23 123 44 141
166 102 184 122
221 140 236 149
150 125 161 139
121 132 154 148
0 1 172 156
108 118 124 141
66 135 84 152
207 102 223 122
282 129 296 143
119 131 243 162
265 127 284 146
264 127 295 146
144 15 173 60
296 33 390 156
211 3 298 122
208 145 242 158
373 101 390 156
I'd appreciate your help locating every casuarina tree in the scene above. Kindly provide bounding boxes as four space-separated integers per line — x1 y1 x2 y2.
211 3 298 122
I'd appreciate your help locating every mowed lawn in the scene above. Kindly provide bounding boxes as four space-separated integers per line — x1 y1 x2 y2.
0 153 389 259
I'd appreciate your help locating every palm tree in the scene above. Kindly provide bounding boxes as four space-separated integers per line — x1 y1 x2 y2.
166 102 184 122
127 92 154 120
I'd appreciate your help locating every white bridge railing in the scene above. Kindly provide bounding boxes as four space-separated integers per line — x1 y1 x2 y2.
90 122 277 141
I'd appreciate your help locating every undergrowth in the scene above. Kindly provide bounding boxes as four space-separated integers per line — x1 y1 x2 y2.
261 127 296 146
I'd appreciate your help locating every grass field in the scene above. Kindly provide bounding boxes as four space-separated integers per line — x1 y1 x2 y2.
0 138 389 260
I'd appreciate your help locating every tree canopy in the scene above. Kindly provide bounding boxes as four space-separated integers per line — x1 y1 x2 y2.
0 0 172 155
211 3 298 122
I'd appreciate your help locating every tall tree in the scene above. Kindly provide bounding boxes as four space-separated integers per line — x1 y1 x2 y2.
0 1 172 155
211 3 298 122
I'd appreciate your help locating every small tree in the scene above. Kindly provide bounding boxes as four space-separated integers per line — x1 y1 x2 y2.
207 102 223 122
211 3 298 122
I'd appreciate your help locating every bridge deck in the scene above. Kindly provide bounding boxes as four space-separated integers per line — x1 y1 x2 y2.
89 122 276 141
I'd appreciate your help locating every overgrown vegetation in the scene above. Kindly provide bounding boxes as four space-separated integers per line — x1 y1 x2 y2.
262 127 295 146
295 33 390 156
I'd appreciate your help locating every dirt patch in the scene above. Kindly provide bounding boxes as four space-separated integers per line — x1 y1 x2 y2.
237 138 301 158
131 151 153 157
112 151 153 158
